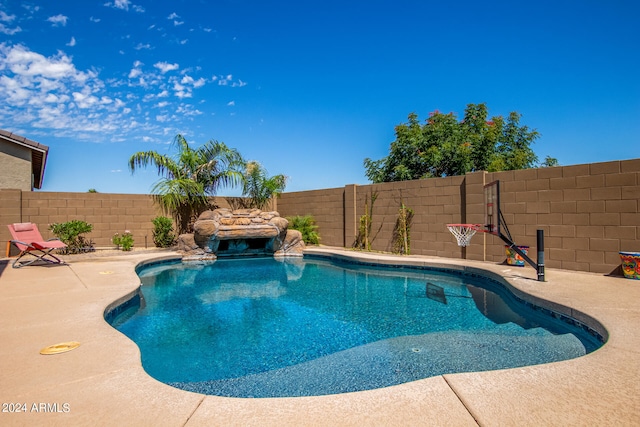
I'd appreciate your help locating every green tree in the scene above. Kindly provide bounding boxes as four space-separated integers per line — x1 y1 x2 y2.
487 111 539 172
129 134 245 233
364 103 542 183
241 161 287 210
540 155 560 167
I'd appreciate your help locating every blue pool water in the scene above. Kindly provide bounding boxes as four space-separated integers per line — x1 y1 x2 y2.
107 256 603 398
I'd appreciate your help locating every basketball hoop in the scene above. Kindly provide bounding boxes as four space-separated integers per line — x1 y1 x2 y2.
447 224 482 247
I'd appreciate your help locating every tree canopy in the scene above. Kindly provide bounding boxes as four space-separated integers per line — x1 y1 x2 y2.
129 134 245 233
364 103 544 183
241 161 288 210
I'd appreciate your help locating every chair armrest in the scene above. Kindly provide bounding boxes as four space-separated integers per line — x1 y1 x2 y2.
10 239 36 249
46 238 63 242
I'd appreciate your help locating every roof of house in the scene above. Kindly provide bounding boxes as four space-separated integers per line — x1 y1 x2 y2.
0 129 49 189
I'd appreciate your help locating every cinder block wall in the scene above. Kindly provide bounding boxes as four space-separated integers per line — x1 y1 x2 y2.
278 187 347 247
0 192 233 250
278 159 639 275
473 159 640 273
2 158 638 274
280 176 468 258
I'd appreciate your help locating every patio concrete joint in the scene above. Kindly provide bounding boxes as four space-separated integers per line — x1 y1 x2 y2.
442 375 481 426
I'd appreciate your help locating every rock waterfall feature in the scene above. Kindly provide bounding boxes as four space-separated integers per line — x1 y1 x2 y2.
177 208 305 261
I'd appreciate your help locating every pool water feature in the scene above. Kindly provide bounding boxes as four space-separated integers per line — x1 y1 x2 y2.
107 256 603 398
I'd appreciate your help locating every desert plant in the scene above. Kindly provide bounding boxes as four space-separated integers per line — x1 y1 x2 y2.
287 215 320 245
49 220 94 254
152 216 176 248
242 161 287 209
353 191 381 250
391 202 414 255
112 231 134 251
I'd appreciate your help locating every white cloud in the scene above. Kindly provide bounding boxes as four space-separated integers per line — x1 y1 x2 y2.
175 92 190 99
212 74 246 88
217 75 233 86
128 61 143 78
90 16 101 23
128 68 141 79
154 61 178 73
3 45 81 80
47 14 68 27
227 101 235 106
0 42 245 144
0 43 126 135
66 37 76 47
22 4 40 14
104 1 143 13
173 20 184 26
176 104 202 116
181 75 206 89
0 11 16 22
134 43 151 50
106 0 130 11
72 89 99 109
0 24 21 35
167 13 179 20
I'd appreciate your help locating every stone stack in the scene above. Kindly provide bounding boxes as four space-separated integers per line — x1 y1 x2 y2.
177 208 305 261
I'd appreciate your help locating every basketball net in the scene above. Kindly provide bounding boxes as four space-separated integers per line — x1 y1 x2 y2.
447 224 481 247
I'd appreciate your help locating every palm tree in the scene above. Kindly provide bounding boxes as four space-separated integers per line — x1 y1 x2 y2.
242 161 287 210
129 134 245 233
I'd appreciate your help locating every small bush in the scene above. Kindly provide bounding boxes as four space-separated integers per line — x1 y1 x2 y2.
287 215 320 245
49 220 94 254
112 231 134 251
152 216 176 248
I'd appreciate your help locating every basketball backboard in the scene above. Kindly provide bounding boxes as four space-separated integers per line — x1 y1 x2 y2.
484 180 500 235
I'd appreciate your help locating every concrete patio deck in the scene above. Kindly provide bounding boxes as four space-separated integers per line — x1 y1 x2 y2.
0 247 638 426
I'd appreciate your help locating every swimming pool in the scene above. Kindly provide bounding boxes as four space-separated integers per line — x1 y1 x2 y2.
106 255 604 398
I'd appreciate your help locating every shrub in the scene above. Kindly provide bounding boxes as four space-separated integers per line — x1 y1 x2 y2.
49 220 94 254
152 216 176 248
287 215 320 245
112 231 134 251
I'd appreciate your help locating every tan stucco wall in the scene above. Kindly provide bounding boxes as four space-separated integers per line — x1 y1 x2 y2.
0 140 32 191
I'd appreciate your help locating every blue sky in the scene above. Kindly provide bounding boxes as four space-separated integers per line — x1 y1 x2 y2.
1 0 638 195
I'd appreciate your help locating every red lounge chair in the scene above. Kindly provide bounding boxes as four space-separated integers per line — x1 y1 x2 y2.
7 223 67 268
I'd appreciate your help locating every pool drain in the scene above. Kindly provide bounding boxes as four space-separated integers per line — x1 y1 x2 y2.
411 348 421 353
